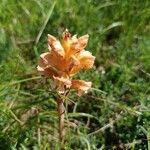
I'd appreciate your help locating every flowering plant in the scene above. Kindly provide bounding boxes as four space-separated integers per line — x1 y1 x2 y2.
37 29 95 149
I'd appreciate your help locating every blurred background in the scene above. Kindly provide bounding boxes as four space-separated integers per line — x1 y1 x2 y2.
0 0 150 149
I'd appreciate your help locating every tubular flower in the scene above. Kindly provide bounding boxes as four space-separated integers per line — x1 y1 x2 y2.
37 29 95 95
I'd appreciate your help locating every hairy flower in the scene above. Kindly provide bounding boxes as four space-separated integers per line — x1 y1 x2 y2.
37 29 95 95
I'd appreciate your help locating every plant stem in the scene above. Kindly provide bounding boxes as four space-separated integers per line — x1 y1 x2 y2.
57 97 65 150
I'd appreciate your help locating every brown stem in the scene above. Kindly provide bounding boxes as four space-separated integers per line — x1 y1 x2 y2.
57 97 65 150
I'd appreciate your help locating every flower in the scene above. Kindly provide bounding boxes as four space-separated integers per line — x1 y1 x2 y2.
37 29 95 95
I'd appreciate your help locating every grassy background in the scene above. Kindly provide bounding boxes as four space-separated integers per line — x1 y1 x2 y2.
0 0 150 149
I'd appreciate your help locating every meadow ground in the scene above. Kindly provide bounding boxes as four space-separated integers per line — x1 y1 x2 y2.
0 0 150 149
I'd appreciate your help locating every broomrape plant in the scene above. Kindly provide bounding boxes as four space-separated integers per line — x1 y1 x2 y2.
37 29 95 149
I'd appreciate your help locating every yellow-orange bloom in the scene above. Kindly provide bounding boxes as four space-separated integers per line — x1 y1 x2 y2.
37 29 95 95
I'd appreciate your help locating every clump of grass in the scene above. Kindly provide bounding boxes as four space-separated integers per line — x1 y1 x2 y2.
0 0 150 149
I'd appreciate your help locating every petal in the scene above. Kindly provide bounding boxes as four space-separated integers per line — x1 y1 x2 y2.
72 34 78 41
40 52 66 71
70 34 89 54
69 50 95 75
61 38 71 59
37 65 58 78
48 34 65 57
77 50 95 69
71 80 92 96
37 55 48 70
53 76 72 88
37 52 60 77
78 34 89 50
53 76 72 93
70 55 80 66
43 67 58 77
67 55 80 72
37 65 44 72
40 52 51 65
69 65 82 76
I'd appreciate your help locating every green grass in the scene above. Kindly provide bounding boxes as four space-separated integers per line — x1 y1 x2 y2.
0 0 150 149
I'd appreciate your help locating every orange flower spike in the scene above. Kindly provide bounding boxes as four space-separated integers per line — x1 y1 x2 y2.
37 29 95 95
37 30 95 149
